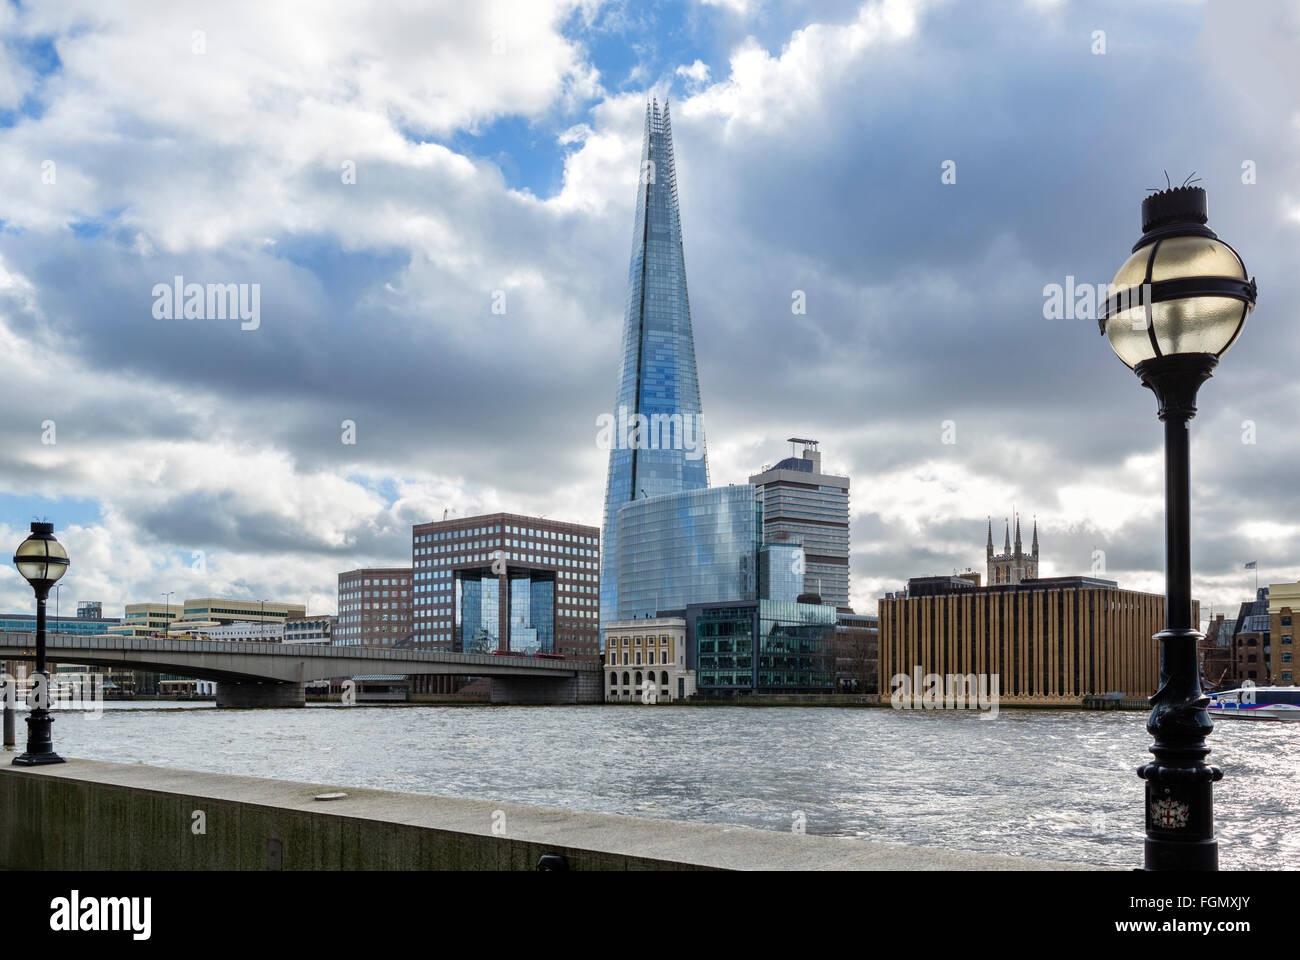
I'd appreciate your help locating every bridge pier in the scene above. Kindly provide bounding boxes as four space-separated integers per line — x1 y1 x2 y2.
490 673 603 705
215 682 306 709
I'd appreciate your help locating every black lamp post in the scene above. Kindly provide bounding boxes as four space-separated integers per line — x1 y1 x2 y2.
1098 184 1256 870
12 522 70 766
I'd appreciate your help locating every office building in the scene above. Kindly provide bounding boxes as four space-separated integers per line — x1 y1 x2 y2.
335 568 411 648
616 485 761 620
1 611 120 635
877 574 1191 703
604 616 694 702
107 603 181 638
169 598 306 632
749 439 850 607
410 513 599 663
283 615 335 645
686 599 837 696
176 621 285 642
600 98 710 647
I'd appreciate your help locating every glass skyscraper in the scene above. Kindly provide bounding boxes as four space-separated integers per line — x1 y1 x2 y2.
600 99 709 647
615 486 759 621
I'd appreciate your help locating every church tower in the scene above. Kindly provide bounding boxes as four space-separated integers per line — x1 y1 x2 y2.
987 514 1040 585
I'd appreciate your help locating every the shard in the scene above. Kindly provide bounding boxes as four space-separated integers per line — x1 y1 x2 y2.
599 99 709 646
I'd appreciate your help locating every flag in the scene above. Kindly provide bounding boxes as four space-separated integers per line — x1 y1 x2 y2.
1245 561 1257 570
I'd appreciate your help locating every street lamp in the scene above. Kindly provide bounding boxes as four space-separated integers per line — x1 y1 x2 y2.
11 522 70 765
1098 183 1256 870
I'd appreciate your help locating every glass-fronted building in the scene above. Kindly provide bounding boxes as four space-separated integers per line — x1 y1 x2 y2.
456 568 556 655
600 99 710 649
616 486 759 620
0 614 120 635
758 539 804 605
687 600 837 695
411 513 599 664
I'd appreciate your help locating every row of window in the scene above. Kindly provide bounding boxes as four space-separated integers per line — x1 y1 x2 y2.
415 525 596 545
608 650 679 665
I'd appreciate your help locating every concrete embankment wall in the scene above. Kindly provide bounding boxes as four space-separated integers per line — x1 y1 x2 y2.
0 759 1096 871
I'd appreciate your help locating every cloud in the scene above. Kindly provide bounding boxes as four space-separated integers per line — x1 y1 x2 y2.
676 58 712 93
0 0 1296 628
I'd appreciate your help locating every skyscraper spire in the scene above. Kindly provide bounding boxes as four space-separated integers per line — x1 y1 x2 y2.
599 98 709 648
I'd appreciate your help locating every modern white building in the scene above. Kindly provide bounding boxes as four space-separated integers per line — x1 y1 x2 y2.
283 615 335 645
169 620 284 643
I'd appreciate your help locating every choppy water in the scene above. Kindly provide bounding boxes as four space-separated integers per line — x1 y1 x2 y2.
33 702 1298 869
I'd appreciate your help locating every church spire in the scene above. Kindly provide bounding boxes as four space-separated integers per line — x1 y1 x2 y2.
1032 517 1039 558
1014 514 1023 556
986 517 994 559
1003 519 1010 554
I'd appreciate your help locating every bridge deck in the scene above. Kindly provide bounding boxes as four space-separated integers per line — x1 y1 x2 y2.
0 633 599 685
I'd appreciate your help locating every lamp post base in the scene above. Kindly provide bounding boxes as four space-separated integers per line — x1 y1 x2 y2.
12 711 65 766
12 751 66 766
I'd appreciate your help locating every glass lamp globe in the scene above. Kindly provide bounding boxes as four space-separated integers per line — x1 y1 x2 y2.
1100 186 1256 370
13 522 69 588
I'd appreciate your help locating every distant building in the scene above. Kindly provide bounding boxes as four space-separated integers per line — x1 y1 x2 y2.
1 612 120 635
604 616 694 702
749 439 850 608
283 615 335 645
615 486 762 620
170 598 306 632
410 513 600 665
986 516 1039 585
686 599 837 697
106 603 180 638
1200 614 1236 688
177 621 285 643
1229 588 1270 685
1269 582 1297 686
76 601 103 619
835 610 879 694
335 568 411 648
878 575 1191 703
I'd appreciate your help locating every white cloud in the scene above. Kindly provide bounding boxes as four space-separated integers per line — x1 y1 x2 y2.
676 58 712 94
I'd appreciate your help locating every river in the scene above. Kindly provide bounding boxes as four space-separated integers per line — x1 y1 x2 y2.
34 702 1298 869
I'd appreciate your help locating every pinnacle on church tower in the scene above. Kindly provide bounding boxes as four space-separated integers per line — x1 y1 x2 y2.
1003 519 1010 554
1032 517 1039 558
1014 515 1023 556
986 517 994 560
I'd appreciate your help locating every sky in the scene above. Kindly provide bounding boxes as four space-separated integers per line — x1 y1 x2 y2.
0 0 1296 624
